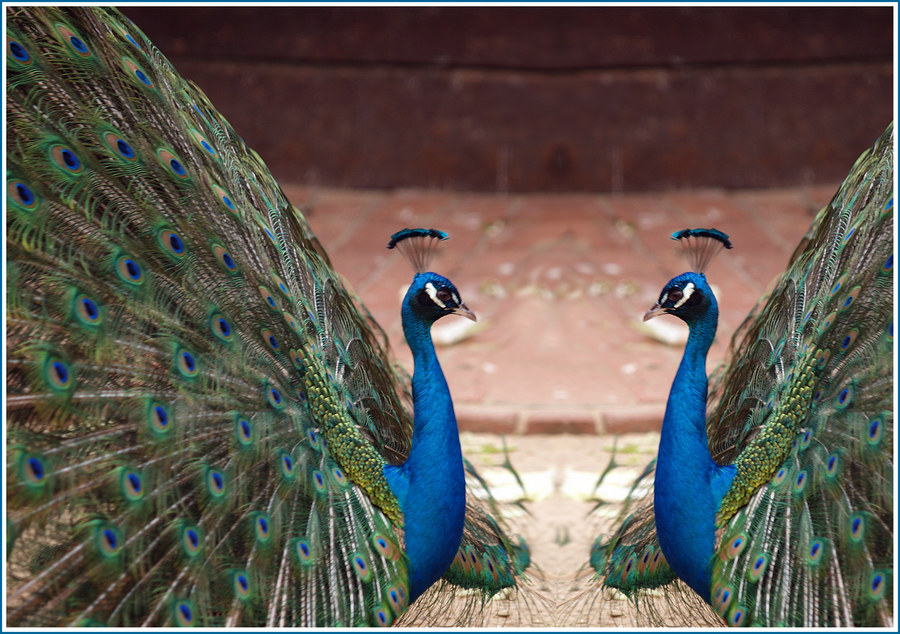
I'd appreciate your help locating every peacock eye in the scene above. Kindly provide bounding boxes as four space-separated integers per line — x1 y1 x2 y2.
436 288 452 303
667 289 683 303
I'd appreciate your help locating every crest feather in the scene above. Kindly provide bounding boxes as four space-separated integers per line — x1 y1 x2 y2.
672 228 732 273
387 228 448 273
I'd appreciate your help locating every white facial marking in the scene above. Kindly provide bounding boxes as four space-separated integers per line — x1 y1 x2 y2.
424 282 446 308
673 282 695 308
452 292 460 305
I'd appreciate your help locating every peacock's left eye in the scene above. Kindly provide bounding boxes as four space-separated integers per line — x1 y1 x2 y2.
667 289 683 303
437 288 452 303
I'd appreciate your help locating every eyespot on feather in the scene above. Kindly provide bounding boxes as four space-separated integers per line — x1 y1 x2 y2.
372 606 391 627
113 22 142 50
101 131 138 162
235 416 253 447
20 453 48 488
722 533 747 560
116 255 144 284
175 347 199 378
840 286 861 311
172 600 195 626
261 328 280 352
212 184 237 213
122 56 153 88
212 244 239 274
157 148 190 180
191 129 217 156
266 384 284 409
158 229 187 259
772 466 789 486
747 553 768 582
259 286 279 310
44 357 74 391
282 311 299 332
180 524 203 558
865 418 883 446
96 523 123 558
50 145 83 174
387 585 406 614
120 468 145 502
727 605 747 627
8 38 32 65
331 467 347 486
232 570 252 601
272 273 291 298
278 451 295 480
311 469 326 494
849 513 866 543
252 513 272 543
55 23 92 57
372 533 395 559
8 179 38 209
835 384 853 409
289 348 304 370
211 313 233 342
712 583 734 617
293 538 314 566
206 468 226 499
352 553 373 582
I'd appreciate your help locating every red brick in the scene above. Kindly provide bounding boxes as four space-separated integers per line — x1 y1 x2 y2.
455 406 519 434
602 407 666 434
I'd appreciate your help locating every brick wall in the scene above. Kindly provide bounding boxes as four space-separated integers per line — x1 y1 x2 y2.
125 6 893 193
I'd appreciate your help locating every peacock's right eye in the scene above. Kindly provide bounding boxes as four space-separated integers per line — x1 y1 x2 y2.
436 288 452 303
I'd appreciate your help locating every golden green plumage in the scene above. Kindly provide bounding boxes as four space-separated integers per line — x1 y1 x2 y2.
298 343 403 525
715 352 816 525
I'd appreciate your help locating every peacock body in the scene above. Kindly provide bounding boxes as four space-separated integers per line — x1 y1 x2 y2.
6 7 528 627
591 124 894 627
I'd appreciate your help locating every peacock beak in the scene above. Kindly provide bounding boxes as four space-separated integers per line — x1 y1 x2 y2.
452 303 477 322
643 303 668 321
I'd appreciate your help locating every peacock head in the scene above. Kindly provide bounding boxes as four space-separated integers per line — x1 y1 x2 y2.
388 228 476 324
644 272 713 323
643 228 732 324
407 271 476 323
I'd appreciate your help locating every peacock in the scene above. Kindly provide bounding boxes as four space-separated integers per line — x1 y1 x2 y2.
590 123 894 627
5 6 530 627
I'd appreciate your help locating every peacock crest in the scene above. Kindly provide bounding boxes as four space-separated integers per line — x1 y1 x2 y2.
671 227 733 274
388 228 449 273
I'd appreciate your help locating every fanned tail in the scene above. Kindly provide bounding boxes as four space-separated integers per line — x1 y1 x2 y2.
587 123 894 627
6 6 529 627
705 122 893 627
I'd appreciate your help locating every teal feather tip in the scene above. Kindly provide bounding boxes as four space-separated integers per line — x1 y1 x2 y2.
387 228 449 273
671 227 732 274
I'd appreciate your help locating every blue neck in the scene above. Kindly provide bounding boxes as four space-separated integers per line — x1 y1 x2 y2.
653 304 735 603
389 301 466 602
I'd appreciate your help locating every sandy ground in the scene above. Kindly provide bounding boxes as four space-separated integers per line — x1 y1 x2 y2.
448 431 666 628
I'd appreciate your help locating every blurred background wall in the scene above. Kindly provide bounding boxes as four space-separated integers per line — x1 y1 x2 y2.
125 5 893 193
